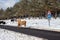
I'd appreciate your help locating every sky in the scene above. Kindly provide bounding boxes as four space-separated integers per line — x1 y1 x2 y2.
0 0 20 10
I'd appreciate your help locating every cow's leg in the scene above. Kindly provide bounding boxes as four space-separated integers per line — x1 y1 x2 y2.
17 23 21 29
24 22 26 27
24 24 26 27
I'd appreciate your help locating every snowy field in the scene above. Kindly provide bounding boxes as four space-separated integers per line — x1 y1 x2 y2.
0 17 60 40
0 17 60 32
0 28 48 40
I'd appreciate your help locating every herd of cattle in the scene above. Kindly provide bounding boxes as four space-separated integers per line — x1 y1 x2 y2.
0 19 15 24
0 19 26 28
0 21 6 24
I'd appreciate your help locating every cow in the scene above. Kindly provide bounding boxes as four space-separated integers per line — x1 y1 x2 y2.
0 21 6 24
11 18 17 22
11 19 14 22
17 19 26 29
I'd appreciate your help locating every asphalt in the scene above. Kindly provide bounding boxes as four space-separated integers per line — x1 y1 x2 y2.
0 25 60 40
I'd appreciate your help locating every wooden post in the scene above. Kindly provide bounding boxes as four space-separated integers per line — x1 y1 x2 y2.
48 19 50 26
55 12 57 19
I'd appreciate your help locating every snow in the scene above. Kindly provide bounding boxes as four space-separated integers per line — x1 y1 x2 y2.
0 28 48 40
0 17 60 40
25 18 60 29
0 17 60 32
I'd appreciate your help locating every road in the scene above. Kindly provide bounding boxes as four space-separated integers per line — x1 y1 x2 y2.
0 25 60 40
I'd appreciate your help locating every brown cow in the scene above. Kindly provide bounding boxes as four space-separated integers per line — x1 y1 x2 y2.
17 19 26 29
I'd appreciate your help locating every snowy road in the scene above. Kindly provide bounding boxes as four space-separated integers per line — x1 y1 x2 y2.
0 17 60 32
0 17 60 40
0 28 48 40
0 25 60 40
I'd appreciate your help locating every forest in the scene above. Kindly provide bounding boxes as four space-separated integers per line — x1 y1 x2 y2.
0 0 60 19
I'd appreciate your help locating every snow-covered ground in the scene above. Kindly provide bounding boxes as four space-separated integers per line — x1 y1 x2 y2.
0 28 48 40
0 17 60 32
0 17 60 40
